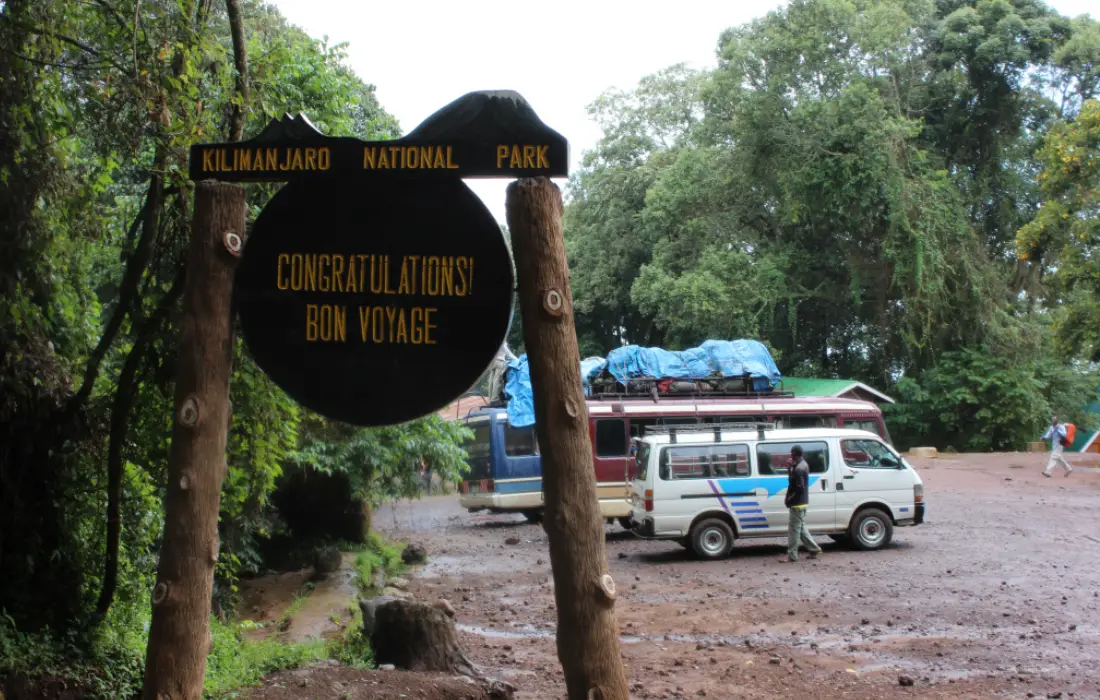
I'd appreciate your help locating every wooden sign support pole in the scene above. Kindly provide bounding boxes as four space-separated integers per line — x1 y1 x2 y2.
505 178 629 700
142 182 245 700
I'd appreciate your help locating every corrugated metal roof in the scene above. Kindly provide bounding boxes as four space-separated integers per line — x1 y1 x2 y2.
778 377 894 404
437 394 489 421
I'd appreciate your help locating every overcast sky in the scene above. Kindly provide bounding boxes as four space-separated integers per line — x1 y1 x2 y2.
269 0 1095 224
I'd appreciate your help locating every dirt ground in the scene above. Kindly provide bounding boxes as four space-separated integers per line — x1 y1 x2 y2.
248 452 1100 699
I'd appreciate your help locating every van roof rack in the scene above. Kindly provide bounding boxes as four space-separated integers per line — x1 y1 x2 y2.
645 421 778 444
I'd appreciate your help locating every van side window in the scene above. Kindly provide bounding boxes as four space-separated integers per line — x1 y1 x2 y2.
779 415 829 429
659 444 751 480
756 441 829 474
595 419 628 457
504 425 538 457
710 445 751 476
841 439 899 468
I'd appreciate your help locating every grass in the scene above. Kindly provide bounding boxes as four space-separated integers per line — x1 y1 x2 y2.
351 531 407 595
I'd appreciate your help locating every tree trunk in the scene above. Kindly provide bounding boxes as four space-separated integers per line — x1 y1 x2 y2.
368 598 474 673
505 178 628 700
142 182 245 700
224 0 249 142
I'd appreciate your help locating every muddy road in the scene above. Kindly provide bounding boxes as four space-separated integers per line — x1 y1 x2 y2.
374 453 1100 699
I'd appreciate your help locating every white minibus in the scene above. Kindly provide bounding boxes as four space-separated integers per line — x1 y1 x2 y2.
630 423 924 559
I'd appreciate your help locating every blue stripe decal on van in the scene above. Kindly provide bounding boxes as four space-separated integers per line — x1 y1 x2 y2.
741 524 769 529
494 480 543 494
739 517 768 523
734 508 764 514
705 480 732 515
899 507 909 512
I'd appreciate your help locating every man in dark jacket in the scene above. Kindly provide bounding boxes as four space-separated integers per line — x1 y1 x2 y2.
782 445 822 563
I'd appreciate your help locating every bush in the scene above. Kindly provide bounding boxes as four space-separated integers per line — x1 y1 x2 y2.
352 531 406 594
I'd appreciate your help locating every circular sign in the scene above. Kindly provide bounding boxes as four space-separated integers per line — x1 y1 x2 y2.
235 177 514 426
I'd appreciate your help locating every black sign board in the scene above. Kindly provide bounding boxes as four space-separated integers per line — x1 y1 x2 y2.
190 90 569 182
235 176 514 426
192 90 564 425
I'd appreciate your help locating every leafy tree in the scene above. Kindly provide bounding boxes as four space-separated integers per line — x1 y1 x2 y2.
1017 99 1100 359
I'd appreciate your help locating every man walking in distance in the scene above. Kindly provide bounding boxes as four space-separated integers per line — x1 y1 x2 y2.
781 445 822 563
1041 415 1073 478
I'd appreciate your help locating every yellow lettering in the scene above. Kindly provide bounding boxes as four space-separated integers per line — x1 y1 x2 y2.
252 148 265 171
318 254 330 292
385 307 397 343
305 148 316 170
303 254 316 291
396 308 408 343
277 254 289 290
359 306 371 341
424 307 437 344
384 255 396 294
523 145 535 168
455 257 468 296
318 147 330 170
233 149 240 171
496 145 509 168
363 147 376 169
411 307 423 344
334 305 346 342
406 147 419 168
433 148 445 168
537 145 549 168
378 147 390 169
345 254 358 293
420 146 432 168
358 255 368 289
370 255 384 294
266 148 277 170
426 256 439 296
372 307 384 343
240 149 252 171
510 145 521 168
331 254 345 292
398 257 411 294
279 148 290 171
306 304 319 341
290 148 304 170
202 149 213 172
407 255 420 293
440 256 454 296
446 145 458 168
290 254 303 291
389 146 400 167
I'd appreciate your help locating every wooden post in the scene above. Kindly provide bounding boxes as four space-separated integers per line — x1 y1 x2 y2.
505 177 629 700
142 181 245 700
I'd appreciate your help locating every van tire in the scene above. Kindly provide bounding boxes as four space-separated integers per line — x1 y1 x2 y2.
690 519 734 560
522 510 542 524
617 517 633 530
848 508 893 551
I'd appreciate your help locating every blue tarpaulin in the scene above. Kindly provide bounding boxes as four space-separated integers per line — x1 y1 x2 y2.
503 340 781 427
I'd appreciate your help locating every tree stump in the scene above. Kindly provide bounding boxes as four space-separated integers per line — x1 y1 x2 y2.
370 598 475 674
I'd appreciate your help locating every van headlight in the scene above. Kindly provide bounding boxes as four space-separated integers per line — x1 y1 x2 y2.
914 483 924 503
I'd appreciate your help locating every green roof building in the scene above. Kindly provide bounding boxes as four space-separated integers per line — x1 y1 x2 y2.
778 377 895 406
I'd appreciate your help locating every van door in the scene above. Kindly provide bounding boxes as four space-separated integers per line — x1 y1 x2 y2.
755 440 836 532
836 438 913 525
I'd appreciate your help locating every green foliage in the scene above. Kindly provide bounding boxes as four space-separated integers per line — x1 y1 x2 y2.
352 531 408 594
886 344 1097 451
292 414 472 506
1017 99 1100 359
565 0 1100 450
204 619 326 698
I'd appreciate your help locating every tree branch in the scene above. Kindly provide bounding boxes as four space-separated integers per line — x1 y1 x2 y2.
225 0 250 142
94 263 186 621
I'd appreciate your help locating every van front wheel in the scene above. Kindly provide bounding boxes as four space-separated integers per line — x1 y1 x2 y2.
849 508 893 551
690 519 734 560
